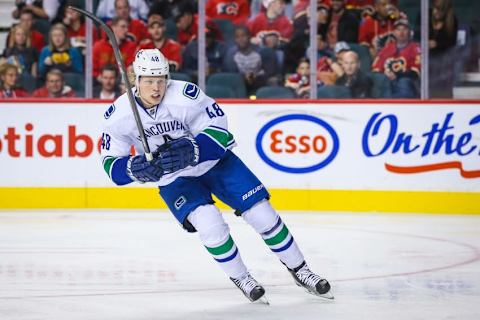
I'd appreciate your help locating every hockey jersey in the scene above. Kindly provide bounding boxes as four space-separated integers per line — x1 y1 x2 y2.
100 80 235 186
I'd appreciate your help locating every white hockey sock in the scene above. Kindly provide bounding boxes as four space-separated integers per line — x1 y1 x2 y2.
243 200 305 270
188 205 248 279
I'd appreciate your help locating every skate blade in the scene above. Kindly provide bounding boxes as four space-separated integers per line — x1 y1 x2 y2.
254 294 270 305
306 288 334 300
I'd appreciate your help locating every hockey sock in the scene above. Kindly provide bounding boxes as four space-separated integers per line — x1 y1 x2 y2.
243 200 305 269
188 204 248 279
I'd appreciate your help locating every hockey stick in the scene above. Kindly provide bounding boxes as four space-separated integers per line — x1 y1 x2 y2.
68 6 153 161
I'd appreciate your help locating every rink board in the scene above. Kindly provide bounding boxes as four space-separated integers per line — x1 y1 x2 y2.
0 100 479 213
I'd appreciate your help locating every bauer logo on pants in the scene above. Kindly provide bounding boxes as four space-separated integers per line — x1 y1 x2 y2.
256 114 339 173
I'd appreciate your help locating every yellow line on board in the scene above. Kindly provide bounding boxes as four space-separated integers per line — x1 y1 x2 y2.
0 188 479 214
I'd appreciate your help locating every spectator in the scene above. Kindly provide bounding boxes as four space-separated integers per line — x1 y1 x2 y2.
316 41 346 85
248 0 293 48
32 68 75 98
224 25 277 94
285 58 312 98
137 15 182 71
359 0 402 57
372 19 420 98
0 63 29 98
93 17 137 78
294 0 331 19
12 0 61 21
38 23 83 77
415 0 457 98
62 6 100 50
182 23 226 80
111 0 148 44
173 1 220 47
206 0 250 25
2 24 38 76
336 50 372 97
96 0 149 21
324 0 359 47
11 9 46 53
93 64 122 99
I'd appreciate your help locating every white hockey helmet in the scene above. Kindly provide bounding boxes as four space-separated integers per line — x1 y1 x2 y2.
133 49 169 86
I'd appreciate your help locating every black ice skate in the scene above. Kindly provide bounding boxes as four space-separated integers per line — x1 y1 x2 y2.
288 261 334 299
231 273 268 304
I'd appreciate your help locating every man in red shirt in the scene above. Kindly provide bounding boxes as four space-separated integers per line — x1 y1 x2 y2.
137 16 182 71
358 0 403 57
248 0 293 48
93 17 137 78
32 69 76 98
206 0 250 25
112 0 148 44
372 19 420 98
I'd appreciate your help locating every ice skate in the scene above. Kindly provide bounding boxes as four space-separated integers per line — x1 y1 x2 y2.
288 262 334 300
231 273 269 304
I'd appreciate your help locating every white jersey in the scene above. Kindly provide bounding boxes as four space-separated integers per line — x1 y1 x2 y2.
101 80 235 186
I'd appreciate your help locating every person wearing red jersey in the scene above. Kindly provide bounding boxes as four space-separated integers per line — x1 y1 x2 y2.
137 16 182 71
63 6 99 49
173 1 219 47
372 19 420 98
358 0 403 57
93 17 137 78
248 0 293 48
32 69 76 98
111 0 148 44
206 0 250 25
0 63 29 98
13 9 45 54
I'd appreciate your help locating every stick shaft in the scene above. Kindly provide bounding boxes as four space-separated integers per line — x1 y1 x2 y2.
69 6 153 161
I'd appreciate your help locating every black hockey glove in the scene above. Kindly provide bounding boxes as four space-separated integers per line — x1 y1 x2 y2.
156 137 199 174
126 154 164 183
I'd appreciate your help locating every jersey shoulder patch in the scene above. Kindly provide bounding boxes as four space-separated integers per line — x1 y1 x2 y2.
182 83 200 100
104 104 116 119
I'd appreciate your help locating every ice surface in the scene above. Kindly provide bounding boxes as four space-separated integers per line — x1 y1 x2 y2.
0 210 479 320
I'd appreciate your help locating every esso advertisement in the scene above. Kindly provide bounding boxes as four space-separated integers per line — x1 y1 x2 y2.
255 114 339 173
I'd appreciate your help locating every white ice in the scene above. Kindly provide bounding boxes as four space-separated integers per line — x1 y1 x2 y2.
0 210 479 320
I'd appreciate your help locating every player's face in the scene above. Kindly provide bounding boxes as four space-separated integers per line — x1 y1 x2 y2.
138 76 167 107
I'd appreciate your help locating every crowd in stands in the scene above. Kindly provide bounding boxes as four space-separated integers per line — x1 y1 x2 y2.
0 0 466 99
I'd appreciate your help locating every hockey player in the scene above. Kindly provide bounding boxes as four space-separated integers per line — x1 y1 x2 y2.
100 48 333 302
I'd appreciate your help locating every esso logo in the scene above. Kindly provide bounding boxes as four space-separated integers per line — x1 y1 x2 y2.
256 114 339 173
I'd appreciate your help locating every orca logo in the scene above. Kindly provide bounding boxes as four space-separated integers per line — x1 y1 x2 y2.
174 195 187 210
104 104 116 119
183 83 199 100
256 114 339 173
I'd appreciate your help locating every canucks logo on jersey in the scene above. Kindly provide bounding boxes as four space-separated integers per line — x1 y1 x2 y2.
104 104 116 119
183 83 199 100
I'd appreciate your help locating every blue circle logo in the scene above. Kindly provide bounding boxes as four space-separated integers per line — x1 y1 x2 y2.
256 114 339 173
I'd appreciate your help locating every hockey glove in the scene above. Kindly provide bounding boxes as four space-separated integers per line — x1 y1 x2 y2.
157 137 200 174
126 154 164 183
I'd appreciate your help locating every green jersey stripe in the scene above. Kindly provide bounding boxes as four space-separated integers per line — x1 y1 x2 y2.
103 156 117 178
205 235 234 255
203 128 234 148
264 224 290 246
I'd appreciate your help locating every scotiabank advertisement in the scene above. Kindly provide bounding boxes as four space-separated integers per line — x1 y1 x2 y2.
0 102 479 192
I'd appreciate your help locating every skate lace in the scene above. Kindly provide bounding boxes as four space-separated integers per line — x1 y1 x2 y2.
296 266 321 287
233 274 258 294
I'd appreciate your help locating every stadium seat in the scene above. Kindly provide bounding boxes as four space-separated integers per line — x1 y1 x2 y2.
63 72 85 97
213 19 235 44
317 85 352 98
348 43 372 74
368 72 392 98
207 73 247 98
255 86 295 99
206 84 236 98
170 72 192 82
19 72 37 94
